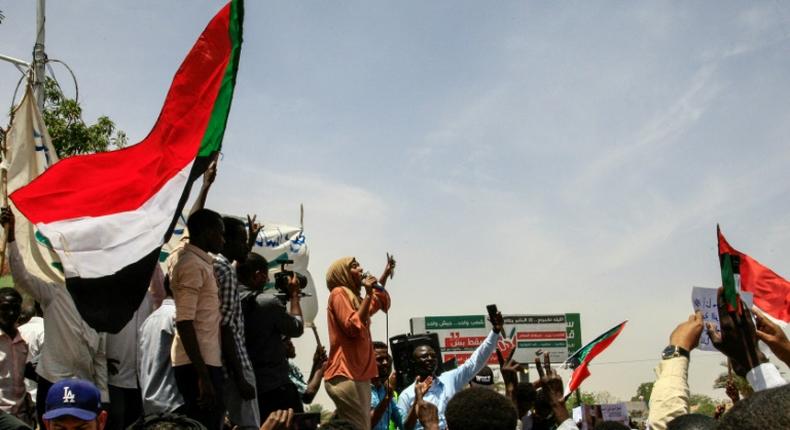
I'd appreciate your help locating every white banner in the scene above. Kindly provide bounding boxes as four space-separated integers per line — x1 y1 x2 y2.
574 403 629 430
250 223 318 328
0 86 63 284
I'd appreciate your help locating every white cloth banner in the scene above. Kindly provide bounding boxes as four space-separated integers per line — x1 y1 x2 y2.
250 223 318 327
160 214 318 327
1 86 64 283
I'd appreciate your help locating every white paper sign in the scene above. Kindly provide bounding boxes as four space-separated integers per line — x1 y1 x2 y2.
576 403 629 430
691 287 753 351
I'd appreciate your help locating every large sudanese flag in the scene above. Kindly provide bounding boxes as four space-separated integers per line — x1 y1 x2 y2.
718 226 790 322
10 0 244 333
564 320 626 394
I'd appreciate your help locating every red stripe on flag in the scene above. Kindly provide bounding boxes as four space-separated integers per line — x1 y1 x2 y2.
11 4 233 224
718 228 790 322
567 322 626 393
568 362 591 393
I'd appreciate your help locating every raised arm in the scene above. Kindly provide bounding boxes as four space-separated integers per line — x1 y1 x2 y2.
452 313 502 388
401 376 432 430
302 346 327 404
378 253 396 288
647 312 703 430
189 156 217 216
753 307 790 368
1 207 54 304
707 289 786 391
245 214 262 253
533 353 571 429
370 384 395 428
274 276 305 338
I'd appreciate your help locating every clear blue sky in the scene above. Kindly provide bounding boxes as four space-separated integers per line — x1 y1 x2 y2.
2 1 790 404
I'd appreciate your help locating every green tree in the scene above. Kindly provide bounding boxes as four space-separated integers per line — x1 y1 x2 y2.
631 382 654 403
689 394 717 416
565 390 597 412
713 362 753 399
42 77 126 158
592 391 619 404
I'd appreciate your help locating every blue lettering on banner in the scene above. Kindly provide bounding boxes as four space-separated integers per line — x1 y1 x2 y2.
289 233 305 253
33 128 53 166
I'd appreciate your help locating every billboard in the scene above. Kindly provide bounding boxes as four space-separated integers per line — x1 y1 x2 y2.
410 313 582 365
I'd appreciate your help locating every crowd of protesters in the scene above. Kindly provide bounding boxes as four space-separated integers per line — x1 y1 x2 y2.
0 164 789 430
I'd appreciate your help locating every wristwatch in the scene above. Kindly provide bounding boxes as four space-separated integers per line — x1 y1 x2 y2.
661 345 690 360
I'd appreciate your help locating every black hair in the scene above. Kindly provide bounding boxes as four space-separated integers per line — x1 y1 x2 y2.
666 413 715 430
186 209 222 238
0 287 22 302
717 384 790 429
411 341 436 356
237 252 268 283
221 216 246 241
373 341 388 350
594 422 630 430
446 387 517 430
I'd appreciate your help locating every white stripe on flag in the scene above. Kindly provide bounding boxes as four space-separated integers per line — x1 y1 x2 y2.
36 161 194 279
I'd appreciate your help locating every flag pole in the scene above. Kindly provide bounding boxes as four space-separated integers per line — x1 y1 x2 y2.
310 325 323 349
33 0 47 113
0 112 9 276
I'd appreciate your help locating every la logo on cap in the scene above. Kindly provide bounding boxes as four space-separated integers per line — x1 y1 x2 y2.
62 386 76 404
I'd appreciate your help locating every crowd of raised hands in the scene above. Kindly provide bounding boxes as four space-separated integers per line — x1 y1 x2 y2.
647 288 790 430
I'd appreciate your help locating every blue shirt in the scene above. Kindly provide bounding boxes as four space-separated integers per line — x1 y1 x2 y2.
372 384 403 430
396 330 498 430
137 299 184 415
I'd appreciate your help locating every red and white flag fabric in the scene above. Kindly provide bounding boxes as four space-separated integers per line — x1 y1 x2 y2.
718 227 790 323
10 0 244 333
564 321 627 394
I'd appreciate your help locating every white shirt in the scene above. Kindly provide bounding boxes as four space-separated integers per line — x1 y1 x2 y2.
17 316 44 399
745 362 786 390
107 294 152 389
9 242 108 402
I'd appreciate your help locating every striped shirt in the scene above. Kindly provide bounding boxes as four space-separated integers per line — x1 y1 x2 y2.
213 254 252 372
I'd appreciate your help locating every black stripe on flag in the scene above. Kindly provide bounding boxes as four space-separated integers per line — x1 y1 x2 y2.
66 155 214 333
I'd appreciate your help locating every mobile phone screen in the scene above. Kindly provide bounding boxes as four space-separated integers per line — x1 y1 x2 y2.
292 412 321 430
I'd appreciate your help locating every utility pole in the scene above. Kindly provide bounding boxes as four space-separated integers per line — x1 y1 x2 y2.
0 2 48 99
32 0 47 111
